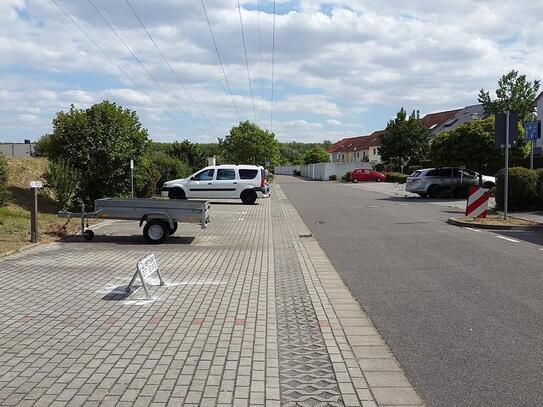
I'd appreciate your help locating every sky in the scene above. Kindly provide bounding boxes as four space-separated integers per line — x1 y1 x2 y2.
1 0 542 144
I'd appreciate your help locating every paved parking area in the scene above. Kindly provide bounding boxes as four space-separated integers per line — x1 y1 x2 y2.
0 186 423 406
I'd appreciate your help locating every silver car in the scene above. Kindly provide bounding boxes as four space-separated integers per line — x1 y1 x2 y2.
405 168 496 198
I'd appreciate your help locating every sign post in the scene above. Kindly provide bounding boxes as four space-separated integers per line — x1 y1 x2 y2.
130 159 134 199
496 112 519 221
126 254 165 300
29 181 43 243
524 120 541 170
504 112 509 220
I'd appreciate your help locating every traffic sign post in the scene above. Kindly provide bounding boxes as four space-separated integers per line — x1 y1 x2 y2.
29 181 43 243
524 121 541 170
495 112 519 220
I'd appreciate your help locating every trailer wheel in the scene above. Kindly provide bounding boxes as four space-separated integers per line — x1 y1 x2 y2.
83 229 94 241
143 220 169 244
169 222 178 235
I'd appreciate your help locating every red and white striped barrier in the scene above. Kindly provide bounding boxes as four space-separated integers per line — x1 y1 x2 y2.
465 187 491 218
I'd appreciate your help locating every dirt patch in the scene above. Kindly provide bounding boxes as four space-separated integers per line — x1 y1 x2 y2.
456 215 538 226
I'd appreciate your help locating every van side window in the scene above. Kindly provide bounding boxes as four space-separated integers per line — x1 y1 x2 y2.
193 169 215 181
217 169 236 180
239 169 258 179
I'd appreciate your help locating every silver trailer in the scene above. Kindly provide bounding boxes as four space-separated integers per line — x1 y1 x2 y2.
58 198 210 244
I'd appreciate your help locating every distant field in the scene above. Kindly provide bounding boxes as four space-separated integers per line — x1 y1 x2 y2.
0 158 95 255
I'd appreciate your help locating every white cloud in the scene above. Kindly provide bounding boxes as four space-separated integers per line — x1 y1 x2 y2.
1 0 543 142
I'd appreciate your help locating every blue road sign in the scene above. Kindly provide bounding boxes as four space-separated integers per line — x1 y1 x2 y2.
525 121 541 141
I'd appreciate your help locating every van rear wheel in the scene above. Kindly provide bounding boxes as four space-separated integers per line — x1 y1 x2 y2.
241 190 257 205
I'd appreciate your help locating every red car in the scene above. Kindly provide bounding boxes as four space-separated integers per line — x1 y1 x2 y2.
351 168 385 183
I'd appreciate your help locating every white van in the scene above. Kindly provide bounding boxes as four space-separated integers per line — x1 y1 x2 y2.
161 165 270 205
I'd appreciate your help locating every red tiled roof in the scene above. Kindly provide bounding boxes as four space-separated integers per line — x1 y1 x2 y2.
327 131 384 154
419 109 461 131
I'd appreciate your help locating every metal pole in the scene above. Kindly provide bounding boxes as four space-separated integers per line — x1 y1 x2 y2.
130 159 134 199
530 140 534 170
30 187 38 243
504 111 510 220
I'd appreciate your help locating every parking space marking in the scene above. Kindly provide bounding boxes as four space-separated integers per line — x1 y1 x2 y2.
496 236 520 243
464 227 482 233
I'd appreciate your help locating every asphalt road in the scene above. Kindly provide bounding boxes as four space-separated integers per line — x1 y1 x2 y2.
279 176 543 407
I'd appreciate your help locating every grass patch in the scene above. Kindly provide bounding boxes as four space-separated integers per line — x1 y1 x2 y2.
0 158 99 256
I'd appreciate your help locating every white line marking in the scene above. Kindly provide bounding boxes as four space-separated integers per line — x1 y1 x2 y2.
497 236 520 243
464 227 482 232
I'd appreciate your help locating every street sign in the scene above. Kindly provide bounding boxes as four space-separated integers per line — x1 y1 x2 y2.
126 253 165 300
495 112 519 147
29 181 43 189
525 121 541 141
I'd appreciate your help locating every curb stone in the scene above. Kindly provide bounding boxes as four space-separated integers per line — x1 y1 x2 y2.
447 217 543 231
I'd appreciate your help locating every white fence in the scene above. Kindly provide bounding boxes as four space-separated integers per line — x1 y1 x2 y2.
0 143 35 158
274 162 372 180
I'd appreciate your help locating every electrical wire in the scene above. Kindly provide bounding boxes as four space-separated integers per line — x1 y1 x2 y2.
256 0 264 114
270 0 276 132
237 0 257 124
125 0 220 135
86 0 207 134
200 0 241 123
48 0 187 131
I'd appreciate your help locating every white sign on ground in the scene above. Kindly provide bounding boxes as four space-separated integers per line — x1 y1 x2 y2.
29 181 43 188
126 253 165 299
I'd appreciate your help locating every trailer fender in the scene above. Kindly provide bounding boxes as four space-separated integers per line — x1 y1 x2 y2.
139 213 175 229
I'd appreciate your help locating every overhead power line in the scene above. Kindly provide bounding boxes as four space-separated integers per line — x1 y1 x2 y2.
200 0 241 123
48 0 187 131
237 0 257 124
86 0 207 134
270 0 276 132
125 0 219 135
256 0 264 107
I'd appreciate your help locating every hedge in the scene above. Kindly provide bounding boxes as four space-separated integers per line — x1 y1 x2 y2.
495 167 538 210
385 172 408 184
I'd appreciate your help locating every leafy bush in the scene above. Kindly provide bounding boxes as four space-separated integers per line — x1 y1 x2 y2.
303 146 329 164
373 163 385 172
385 172 408 184
406 165 423 174
151 152 192 194
495 167 538 210
329 174 337 181
534 168 543 208
44 160 81 209
341 171 352 182
133 157 161 198
0 153 8 205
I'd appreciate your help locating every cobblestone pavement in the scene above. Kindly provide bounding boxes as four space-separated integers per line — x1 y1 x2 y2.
0 185 424 406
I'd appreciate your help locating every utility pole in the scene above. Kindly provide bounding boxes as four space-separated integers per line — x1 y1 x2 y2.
504 112 509 220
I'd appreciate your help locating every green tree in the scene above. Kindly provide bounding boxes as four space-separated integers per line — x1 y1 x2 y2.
478 70 540 122
42 101 150 205
429 117 501 184
302 146 329 164
151 151 192 193
44 160 81 210
168 140 207 172
378 108 431 167
0 153 8 205
221 121 279 167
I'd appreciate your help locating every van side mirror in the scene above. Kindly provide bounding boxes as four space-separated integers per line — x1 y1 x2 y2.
190 176 194 181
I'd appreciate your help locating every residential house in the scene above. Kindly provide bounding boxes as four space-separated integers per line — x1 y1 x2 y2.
420 104 488 135
328 104 489 164
327 131 384 164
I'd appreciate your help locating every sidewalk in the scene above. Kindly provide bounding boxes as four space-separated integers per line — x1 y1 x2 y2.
0 185 424 406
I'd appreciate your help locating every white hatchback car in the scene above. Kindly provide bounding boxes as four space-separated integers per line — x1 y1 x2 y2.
161 165 270 205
